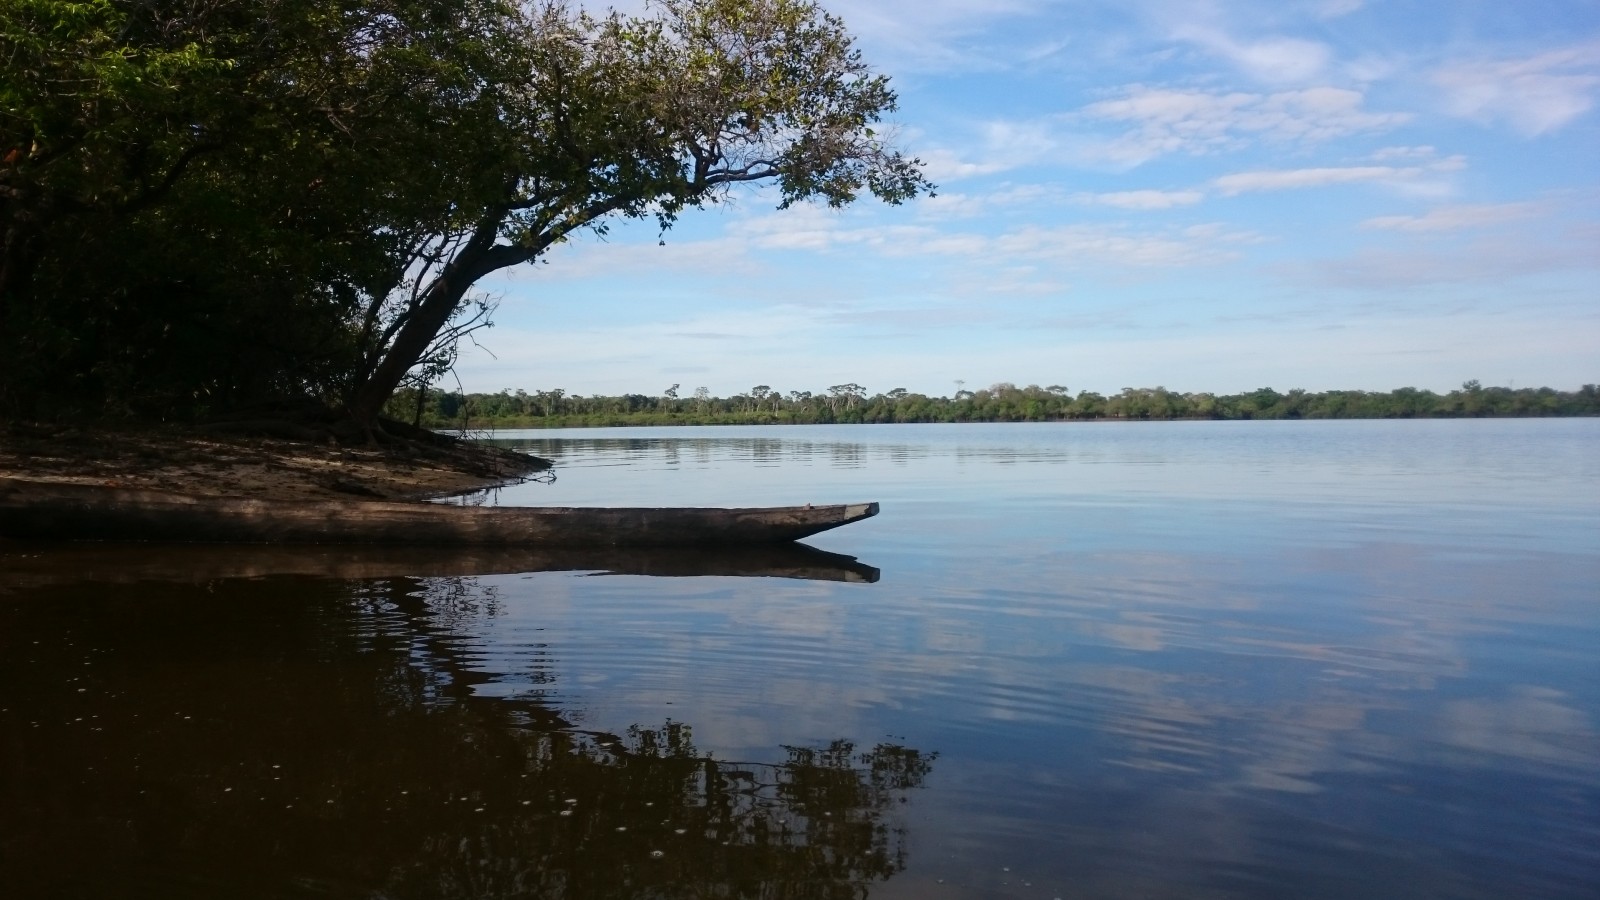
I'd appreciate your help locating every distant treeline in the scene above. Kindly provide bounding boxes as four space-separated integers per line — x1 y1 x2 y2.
386 381 1600 428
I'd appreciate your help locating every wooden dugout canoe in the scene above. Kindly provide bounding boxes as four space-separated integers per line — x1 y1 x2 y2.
0 478 879 547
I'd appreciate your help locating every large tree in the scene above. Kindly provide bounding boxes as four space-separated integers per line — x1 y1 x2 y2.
0 0 527 417
342 0 931 428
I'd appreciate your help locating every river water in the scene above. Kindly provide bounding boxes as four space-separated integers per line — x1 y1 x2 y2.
3 420 1597 898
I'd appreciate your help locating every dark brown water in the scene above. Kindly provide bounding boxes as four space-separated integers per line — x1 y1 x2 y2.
4 421 1597 898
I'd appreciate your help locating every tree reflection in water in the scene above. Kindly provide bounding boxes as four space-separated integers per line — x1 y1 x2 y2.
0 571 934 899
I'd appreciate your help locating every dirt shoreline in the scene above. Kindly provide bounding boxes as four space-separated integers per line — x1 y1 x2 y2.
0 422 549 502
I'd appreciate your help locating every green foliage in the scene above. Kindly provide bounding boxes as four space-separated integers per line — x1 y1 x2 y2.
1 0 533 418
391 382 1600 429
1 0 229 215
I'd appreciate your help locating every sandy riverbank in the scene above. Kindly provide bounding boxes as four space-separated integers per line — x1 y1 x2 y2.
0 422 548 502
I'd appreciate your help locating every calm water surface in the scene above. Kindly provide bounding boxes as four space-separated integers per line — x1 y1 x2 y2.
3 420 1597 898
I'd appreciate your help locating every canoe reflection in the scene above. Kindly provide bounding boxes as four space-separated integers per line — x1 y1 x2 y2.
0 541 881 585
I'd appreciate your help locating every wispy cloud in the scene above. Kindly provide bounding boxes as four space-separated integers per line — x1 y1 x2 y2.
1360 202 1545 232
917 148 1017 181
1213 155 1465 194
1434 42 1600 137
927 82 1415 181
1370 145 1437 161
499 229 761 283
917 184 1064 218
1315 0 1365 19
1173 26 1333 84
1295 225 1600 290
914 115 1076 182
1215 166 1401 193
1082 86 1411 166
825 0 1050 73
1077 189 1206 210
990 223 1257 268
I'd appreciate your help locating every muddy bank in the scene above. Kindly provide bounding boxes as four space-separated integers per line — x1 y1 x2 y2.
0 422 549 502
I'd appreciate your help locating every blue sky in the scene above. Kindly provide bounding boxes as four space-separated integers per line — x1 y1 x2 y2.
457 0 1599 398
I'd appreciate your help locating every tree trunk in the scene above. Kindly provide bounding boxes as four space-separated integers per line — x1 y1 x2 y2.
344 215 512 429
342 196 624 432
412 385 427 428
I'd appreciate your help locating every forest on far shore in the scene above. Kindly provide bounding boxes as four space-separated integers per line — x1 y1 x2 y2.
385 381 1600 429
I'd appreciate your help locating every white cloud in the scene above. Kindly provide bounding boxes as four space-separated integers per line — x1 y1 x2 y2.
918 184 1063 219
450 304 823 384
1082 86 1411 166
1342 54 1402 84
916 116 1068 182
1213 155 1465 194
743 205 854 251
1174 26 1332 84
1182 222 1265 244
602 0 1054 77
554 202 1262 282
498 230 760 284
991 224 1254 268
748 217 1250 270
823 0 1050 73
1360 202 1544 232
1370 145 1436 161
916 148 1017 182
1295 225 1600 289
1315 0 1364 19
1077 189 1206 210
917 192 989 218
1434 43 1600 137
1216 166 1401 193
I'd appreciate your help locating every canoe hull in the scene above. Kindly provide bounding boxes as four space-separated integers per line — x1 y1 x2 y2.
0 479 878 546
